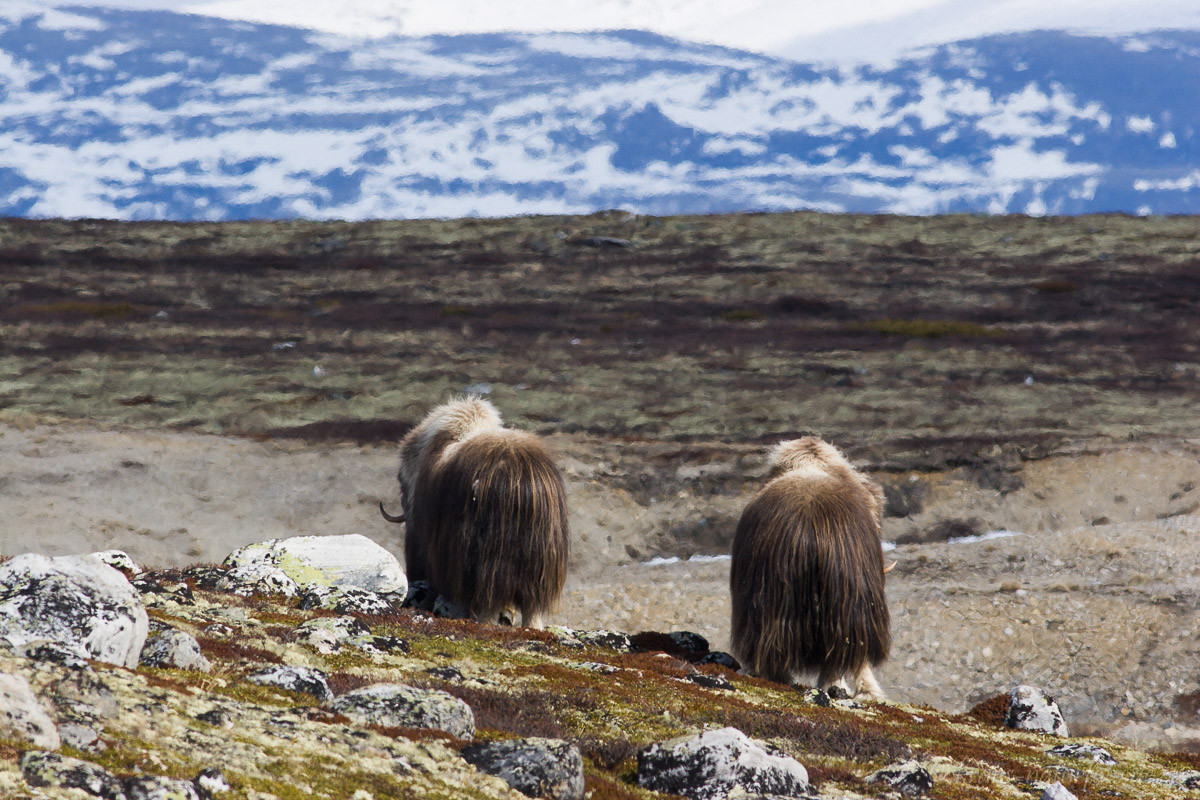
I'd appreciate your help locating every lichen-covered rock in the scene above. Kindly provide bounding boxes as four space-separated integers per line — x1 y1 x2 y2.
140 628 211 672
126 775 201 800
86 550 142 577
224 534 406 595
21 750 127 799
637 727 809 800
194 768 230 799
215 563 299 597
1007 685 1069 737
296 615 371 653
1168 770 1200 789
329 683 475 739
573 629 634 651
59 722 102 752
0 672 61 749
247 666 332 702
14 639 91 667
667 630 709 657
1042 781 1079 800
0 553 149 668
1047 742 1116 765
298 585 393 615
462 737 584 800
868 760 933 796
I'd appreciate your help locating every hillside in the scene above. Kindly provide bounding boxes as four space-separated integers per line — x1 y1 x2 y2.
4 7 1200 217
3 543 1200 800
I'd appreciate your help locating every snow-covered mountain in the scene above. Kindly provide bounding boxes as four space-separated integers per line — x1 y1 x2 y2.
2 5 1199 220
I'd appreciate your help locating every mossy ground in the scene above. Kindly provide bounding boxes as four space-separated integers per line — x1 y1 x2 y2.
4 582 1198 799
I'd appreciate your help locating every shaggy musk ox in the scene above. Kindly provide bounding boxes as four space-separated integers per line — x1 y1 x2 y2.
730 436 892 700
380 397 568 628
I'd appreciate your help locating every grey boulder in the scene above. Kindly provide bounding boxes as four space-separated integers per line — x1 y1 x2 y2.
0 553 149 669
329 683 475 739
637 727 809 800
247 666 333 702
462 737 584 800
140 628 211 672
21 750 127 799
867 759 933 796
0 672 61 749
126 775 201 800
1007 685 1069 737
1041 782 1079 800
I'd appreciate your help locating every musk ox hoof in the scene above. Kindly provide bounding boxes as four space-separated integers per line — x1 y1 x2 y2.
462 737 585 800
1006 685 1069 737
637 727 809 800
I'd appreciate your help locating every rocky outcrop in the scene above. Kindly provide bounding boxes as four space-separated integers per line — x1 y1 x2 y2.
215 564 299 598
0 673 60 749
868 759 933 796
462 738 584 800
224 534 406 595
329 683 475 739
1048 742 1116 765
1007 685 1069 737
637 727 810 800
0 553 149 668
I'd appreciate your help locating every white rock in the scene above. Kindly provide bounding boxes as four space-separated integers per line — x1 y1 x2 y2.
224 534 406 595
86 550 142 576
0 673 61 750
637 727 809 800
1041 781 1078 800
1007 685 1069 737
215 564 299 597
140 629 212 673
0 553 149 669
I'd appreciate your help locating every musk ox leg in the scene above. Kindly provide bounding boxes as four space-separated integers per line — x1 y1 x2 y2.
852 665 886 702
521 610 545 630
496 608 516 627
817 666 853 699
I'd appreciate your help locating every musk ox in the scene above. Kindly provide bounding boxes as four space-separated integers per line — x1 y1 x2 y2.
379 397 568 628
730 436 892 700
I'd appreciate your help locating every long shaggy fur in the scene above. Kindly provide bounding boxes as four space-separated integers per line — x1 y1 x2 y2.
394 397 568 625
730 436 891 692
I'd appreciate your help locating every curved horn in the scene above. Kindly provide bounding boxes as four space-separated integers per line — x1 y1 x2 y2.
883 560 897 574
378 502 406 524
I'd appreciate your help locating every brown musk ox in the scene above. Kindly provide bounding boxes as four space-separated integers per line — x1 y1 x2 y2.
379 397 568 628
729 436 892 700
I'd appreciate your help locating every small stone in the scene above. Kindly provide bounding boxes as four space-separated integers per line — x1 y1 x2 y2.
329 683 475 739
573 629 633 651
296 615 371 654
86 550 142 577
637 727 809 800
1047 742 1116 765
0 672 61 749
247 666 333 702
21 750 127 799
140 628 211 672
868 760 933 796
215 564 298 597
126 775 201 800
1041 782 1078 800
668 631 710 657
1006 685 1069 737
462 737 584 800
298 585 392 615
195 767 231 799
59 723 102 752
685 673 734 691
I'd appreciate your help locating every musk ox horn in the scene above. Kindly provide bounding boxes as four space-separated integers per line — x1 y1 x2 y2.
378 503 406 524
883 560 897 573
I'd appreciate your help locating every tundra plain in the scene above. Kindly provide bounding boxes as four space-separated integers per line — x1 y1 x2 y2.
1 211 1199 747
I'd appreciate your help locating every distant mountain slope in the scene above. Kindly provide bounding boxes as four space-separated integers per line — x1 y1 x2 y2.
1 6 1198 219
